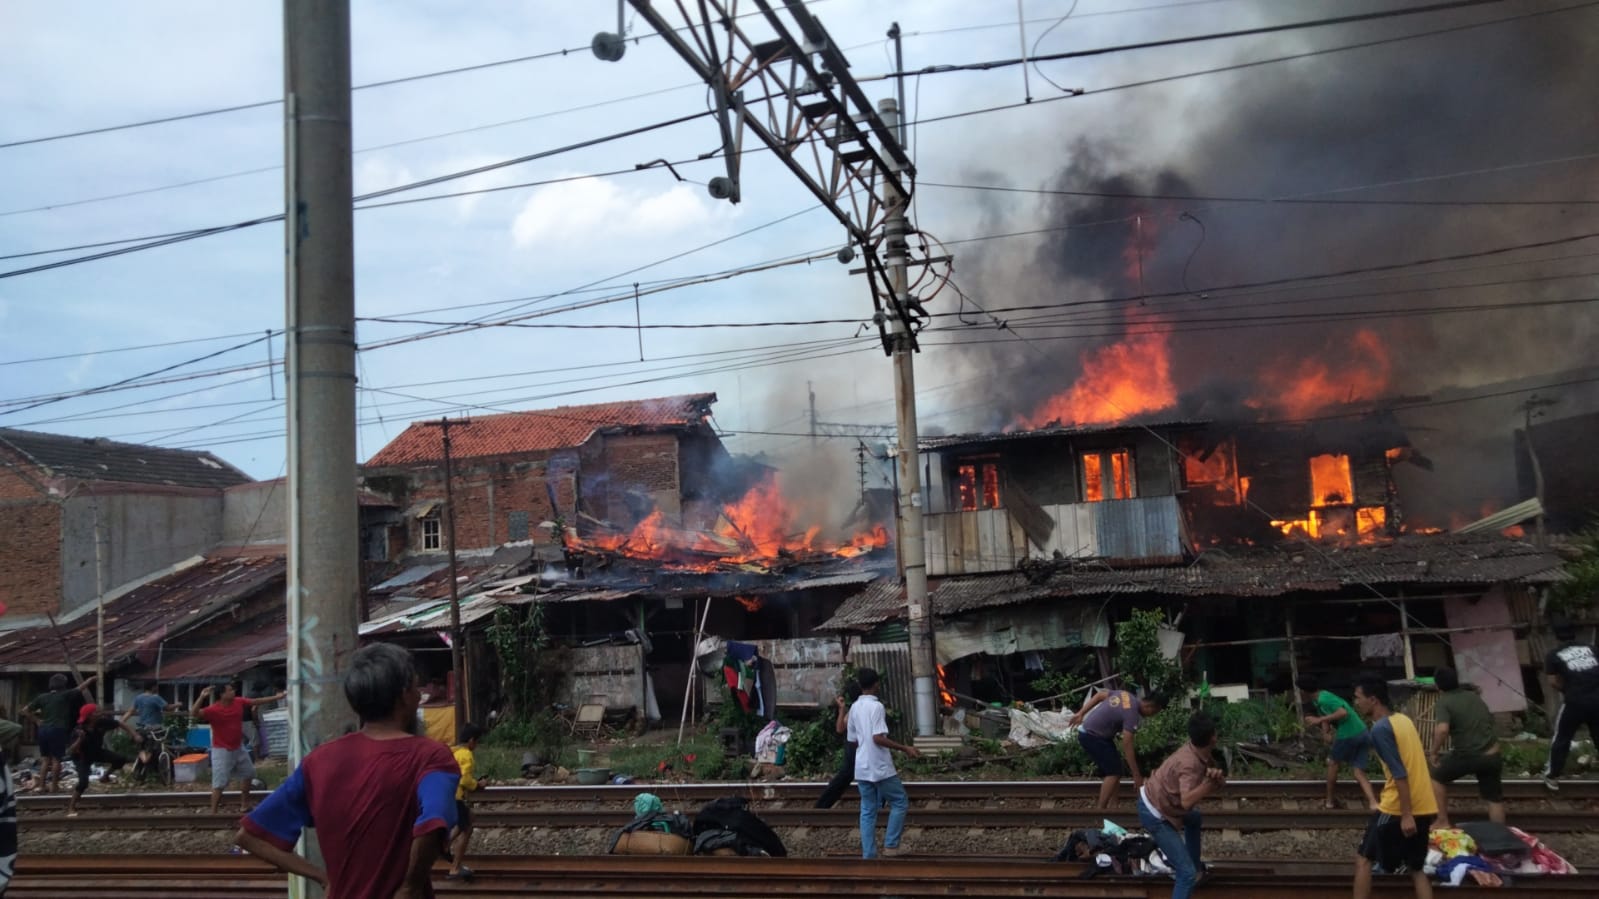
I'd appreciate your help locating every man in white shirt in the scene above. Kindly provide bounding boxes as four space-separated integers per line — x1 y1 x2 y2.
845 667 921 859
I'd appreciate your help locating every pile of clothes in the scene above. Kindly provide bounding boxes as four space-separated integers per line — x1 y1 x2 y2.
1051 823 1169 878
1425 823 1578 887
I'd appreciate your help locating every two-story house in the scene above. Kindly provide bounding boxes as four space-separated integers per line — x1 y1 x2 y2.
361 393 730 555
821 414 1563 718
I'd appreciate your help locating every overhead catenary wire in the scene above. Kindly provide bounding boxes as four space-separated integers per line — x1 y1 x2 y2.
0 0 844 150
11 0 1596 276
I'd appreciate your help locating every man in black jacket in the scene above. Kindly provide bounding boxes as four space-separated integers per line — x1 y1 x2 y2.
815 677 860 809
1544 616 1599 791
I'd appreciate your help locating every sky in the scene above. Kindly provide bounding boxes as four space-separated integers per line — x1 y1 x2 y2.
3 0 1595 490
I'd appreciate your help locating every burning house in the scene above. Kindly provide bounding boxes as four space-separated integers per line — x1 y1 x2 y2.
819 406 1566 717
358 393 895 727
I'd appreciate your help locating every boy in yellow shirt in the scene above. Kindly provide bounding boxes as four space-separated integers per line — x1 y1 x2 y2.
449 723 486 881
1351 677 1436 899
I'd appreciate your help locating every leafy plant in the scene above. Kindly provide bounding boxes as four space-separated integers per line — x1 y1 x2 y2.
1550 524 1599 616
782 711 844 777
1115 609 1186 698
485 603 569 721
1030 738 1093 776
1028 656 1094 702
1133 704 1192 763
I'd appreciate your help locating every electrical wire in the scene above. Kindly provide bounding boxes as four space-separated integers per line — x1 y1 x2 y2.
0 0 842 150
918 179 1599 208
881 0 1513 82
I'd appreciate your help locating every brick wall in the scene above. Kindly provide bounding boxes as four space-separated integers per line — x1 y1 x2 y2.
598 433 682 524
399 454 580 553
381 433 688 553
0 454 63 618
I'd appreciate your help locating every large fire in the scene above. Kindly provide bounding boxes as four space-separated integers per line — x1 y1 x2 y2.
574 474 890 569
1023 327 1393 429
1020 330 1176 429
1253 328 1392 419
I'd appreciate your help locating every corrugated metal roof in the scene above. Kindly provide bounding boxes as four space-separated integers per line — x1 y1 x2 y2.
372 563 448 591
817 535 1566 631
364 393 716 467
920 419 1206 452
137 626 286 680
814 579 903 633
0 427 251 490
0 555 285 671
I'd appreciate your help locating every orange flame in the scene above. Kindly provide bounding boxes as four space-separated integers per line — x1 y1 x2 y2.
935 664 954 708
1309 454 1354 506
575 474 892 569
1021 330 1176 428
1255 329 1391 419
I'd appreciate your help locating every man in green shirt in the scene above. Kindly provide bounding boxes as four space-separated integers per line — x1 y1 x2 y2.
1427 666 1504 828
1297 676 1376 810
20 673 96 794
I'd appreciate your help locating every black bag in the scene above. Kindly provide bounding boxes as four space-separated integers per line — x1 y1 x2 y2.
693 797 787 857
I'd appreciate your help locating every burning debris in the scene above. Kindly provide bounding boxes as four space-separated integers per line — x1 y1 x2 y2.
564 473 892 574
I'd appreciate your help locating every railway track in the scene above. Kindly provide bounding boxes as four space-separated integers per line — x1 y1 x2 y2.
11 855 1599 898
17 777 1598 811
20 805 1599 832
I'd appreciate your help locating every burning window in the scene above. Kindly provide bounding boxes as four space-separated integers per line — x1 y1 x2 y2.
1081 449 1135 502
1308 454 1354 506
1182 438 1239 504
421 515 442 551
956 461 1002 512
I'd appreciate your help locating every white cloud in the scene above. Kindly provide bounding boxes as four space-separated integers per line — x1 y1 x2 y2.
510 177 720 248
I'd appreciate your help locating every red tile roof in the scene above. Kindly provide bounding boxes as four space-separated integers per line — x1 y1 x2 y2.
364 393 716 468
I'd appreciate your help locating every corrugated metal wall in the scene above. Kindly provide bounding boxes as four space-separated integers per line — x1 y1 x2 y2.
925 495 1185 574
849 641 914 743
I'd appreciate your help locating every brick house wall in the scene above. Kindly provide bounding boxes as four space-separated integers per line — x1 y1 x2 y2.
0 451 63 619
372 430 699 554
392 452 582 553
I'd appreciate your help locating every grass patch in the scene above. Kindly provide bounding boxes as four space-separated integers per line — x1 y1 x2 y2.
605 734 735 780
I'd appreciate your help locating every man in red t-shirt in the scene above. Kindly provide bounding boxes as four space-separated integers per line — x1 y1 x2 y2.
193 679 285 813
237 643 459 899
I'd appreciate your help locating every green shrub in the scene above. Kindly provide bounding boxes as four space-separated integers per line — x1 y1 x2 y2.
485 710 571 765
1116 609 1186 698
782 712 843 777
1030 738 1093 776
1500 740 1552 777
1133 704 1192 765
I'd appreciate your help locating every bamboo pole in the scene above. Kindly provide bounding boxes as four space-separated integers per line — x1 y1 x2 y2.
677 597 713 747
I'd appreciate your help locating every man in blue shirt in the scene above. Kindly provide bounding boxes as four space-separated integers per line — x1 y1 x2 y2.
122 681 178 784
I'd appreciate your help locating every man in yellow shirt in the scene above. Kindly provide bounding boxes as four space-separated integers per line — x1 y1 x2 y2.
449 723 486 881
1351 676 1436 899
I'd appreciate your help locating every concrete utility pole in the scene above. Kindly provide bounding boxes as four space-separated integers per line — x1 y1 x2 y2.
283 3 357 892
879 97 937 739
424 417 470 728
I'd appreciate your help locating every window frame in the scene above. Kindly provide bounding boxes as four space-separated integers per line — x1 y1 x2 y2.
1079 448 1137 502
421 515 442 551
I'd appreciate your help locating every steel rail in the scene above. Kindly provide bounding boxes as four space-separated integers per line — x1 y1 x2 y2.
12 855 1599 898
19 777 1597 810
20 806 1599 832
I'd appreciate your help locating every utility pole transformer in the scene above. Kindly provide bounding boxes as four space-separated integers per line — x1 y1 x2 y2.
284 0 358 891
603 1 940 738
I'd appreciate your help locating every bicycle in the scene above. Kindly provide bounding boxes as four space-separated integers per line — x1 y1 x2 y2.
131 724 181 786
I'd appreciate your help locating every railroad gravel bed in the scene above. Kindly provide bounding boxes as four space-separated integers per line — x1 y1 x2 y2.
22 820 1599 867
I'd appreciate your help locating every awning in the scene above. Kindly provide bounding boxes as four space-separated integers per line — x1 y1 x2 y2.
406 499 441 520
